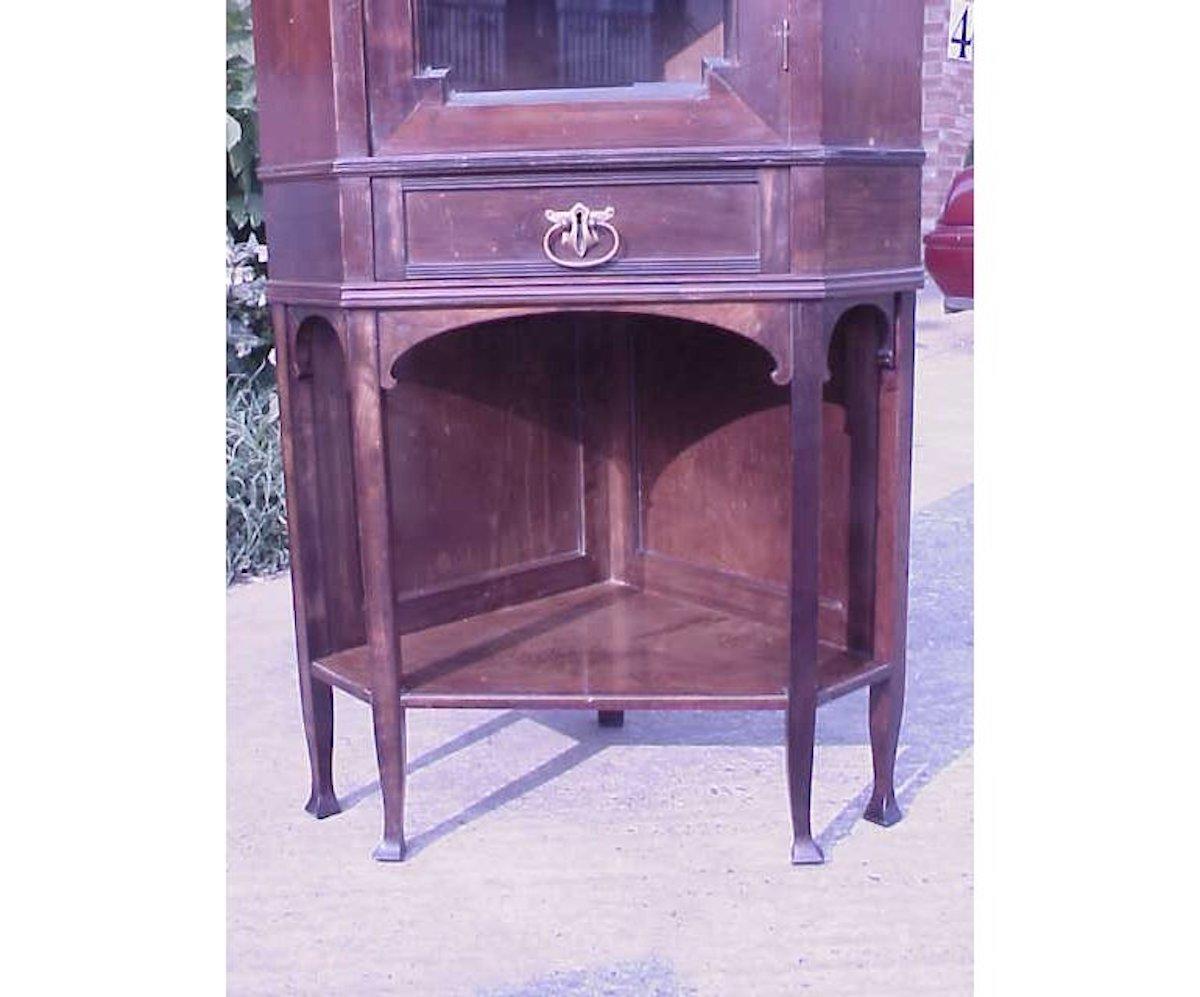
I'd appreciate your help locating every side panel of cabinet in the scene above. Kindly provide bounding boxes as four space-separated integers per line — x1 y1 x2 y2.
263 181 345 282
790 165 922 274
823 167 922 271
821 0 924 146
250 0 338 165
290 315 367 657
381 315 590 628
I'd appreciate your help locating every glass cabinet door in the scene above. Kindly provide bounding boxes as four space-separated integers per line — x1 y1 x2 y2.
417 0 729 93
365 0 784 155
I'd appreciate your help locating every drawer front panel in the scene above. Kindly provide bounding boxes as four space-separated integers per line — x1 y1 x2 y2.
375 174 761 280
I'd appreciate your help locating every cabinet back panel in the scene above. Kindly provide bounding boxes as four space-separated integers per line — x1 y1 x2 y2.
632 317 878 651
634 320 790 585
383 317 585 601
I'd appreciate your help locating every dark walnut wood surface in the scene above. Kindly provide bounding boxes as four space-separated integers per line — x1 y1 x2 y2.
314 581 888 708
252 0 924 863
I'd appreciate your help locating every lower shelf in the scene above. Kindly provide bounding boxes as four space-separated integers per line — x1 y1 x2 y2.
313 582 891 709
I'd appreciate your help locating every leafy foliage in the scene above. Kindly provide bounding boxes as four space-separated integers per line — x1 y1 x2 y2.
227 1 287 582
227 232 272 374
227 0 262 237
227 363 289 583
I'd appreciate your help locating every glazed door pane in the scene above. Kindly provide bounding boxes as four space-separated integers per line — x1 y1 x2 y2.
417 0 728 92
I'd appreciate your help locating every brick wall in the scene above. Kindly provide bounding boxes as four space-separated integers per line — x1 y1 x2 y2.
922 0 974 229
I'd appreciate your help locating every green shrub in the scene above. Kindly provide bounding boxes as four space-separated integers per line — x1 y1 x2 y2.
227 232 272 374
227 0 286 583
226 234 286 582
227 0 262 237
227 363 289 583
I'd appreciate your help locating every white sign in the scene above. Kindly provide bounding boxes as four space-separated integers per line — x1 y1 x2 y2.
948 1 974 62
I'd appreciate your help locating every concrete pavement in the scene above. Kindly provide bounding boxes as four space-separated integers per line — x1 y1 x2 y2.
228 288 973 995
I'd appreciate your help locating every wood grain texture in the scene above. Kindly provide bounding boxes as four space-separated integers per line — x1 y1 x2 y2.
820 0 924 147
384 315 585 598
250 0 338 165
399 178 760 278
262 181 344 282
823 166 922 271
313 582 888 709
296 315 366 655
635 318 790 583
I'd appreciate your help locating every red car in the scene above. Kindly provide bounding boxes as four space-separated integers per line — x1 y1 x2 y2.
923 166 973 312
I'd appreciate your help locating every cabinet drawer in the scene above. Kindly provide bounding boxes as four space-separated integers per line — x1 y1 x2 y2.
374 174 762 280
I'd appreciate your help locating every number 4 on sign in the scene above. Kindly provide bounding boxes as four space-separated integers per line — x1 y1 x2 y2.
949 0 974 62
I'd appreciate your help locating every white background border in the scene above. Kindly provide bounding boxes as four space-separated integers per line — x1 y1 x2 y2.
3 1 1198 991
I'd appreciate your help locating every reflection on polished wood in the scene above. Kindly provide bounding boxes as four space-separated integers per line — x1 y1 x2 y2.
314 581 889 709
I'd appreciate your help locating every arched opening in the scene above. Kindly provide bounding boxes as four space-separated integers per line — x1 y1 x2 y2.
292 316 366 657
295 303 899 709
633 316 789 590
384 313 588 619
371 305 887 670
820 304 889 657
373 310 787 632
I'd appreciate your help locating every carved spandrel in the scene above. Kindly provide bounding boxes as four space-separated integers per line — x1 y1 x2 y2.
377 302 794 390
793 296 898 385
288 308 351 383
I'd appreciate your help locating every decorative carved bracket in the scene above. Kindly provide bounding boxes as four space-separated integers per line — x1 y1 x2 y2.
291 298 903 393
803 295 900 383
376 302 795 391
876 299 900 370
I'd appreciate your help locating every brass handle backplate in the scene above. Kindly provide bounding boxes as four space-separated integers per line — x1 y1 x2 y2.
542 202 620 269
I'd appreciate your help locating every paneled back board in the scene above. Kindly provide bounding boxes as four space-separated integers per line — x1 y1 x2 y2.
253 0 925 863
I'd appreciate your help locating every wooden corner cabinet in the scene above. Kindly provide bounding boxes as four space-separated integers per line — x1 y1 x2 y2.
251 0 925 863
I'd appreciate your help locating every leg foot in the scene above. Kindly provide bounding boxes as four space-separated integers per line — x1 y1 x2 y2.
867 674 905 829
371 835 407 862
791 836 825 865
372 700 407 866
304 791 341 819
300 676 339 819
597 710 625 728
786 691 819 868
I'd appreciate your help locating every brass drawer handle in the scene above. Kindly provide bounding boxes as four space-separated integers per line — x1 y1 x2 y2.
542 203 620 269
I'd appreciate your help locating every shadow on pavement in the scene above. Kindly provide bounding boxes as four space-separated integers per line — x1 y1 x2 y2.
479 956 692 997
339 485 974 860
